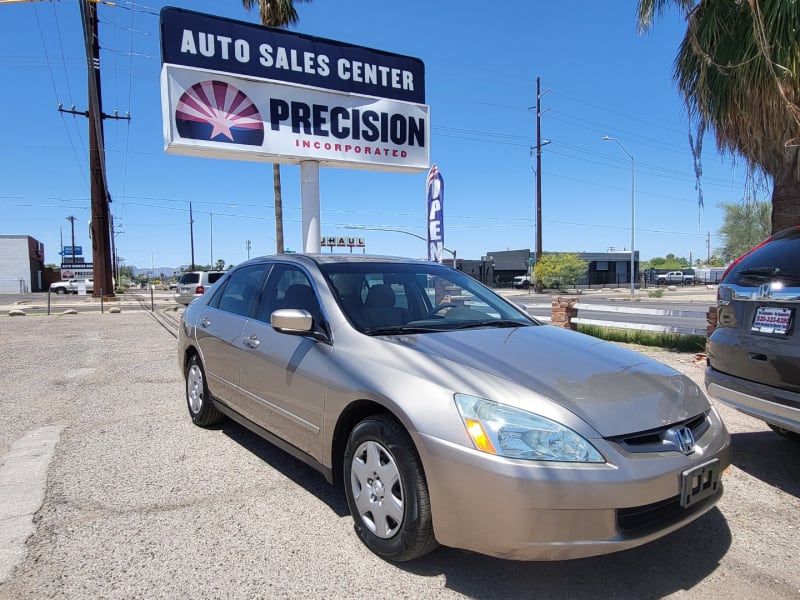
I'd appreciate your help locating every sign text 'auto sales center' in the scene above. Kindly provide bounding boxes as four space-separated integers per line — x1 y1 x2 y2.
160 8 429 173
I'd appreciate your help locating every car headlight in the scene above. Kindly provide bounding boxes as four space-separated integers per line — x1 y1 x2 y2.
454 394 604 463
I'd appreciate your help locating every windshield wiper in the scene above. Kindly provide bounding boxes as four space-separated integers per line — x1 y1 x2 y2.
363 326 442 336
449 319 531 330
738 267 800 283
739 267 779 277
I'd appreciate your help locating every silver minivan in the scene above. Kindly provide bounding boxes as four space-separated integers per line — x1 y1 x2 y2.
173 270 225 305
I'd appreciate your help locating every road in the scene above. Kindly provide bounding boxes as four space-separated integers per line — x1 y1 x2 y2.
5 288 717 330
503 288 715 334
0 309 797 599
1 290 177 316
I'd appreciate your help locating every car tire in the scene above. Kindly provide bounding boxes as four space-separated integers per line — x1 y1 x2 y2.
185 355 224 427
343 414 438 561
522 280 530 289
55 288 66 295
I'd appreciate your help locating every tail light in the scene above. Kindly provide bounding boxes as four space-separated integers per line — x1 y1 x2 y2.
195 285 205 294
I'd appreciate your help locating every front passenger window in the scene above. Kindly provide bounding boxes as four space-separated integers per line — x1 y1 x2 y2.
258 265 323 325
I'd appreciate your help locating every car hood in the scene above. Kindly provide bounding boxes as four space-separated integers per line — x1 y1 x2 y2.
377 325 708 438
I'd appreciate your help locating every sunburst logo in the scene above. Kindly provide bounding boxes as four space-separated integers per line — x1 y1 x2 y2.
175 80 264 146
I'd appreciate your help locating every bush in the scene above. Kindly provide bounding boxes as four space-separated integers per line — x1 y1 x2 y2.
648 289 664 298
577 325 705 352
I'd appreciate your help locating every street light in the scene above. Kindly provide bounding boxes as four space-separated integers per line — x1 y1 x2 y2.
341 226 457 266
602 135 636 299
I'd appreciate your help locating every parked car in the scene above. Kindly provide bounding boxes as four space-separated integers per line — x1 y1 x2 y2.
178 255 730 561
173 271 225 305
656 271 695 285
49 279 93 294
706 226 800 437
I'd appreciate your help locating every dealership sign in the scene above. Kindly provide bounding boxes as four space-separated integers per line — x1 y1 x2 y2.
321 236 366 249
160 8 429 173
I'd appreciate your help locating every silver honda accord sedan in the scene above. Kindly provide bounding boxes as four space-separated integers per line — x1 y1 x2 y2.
178 254 731 561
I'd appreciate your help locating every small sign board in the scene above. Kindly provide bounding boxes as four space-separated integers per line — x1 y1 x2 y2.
751 306 793 335
321 236 365 248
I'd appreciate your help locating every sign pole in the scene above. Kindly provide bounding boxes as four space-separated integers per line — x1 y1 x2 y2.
301 161 321 253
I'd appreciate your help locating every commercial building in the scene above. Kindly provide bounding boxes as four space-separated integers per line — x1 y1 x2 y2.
448 249 640 288
0 235 47 292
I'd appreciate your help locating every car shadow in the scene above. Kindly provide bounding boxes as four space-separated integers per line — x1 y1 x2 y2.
217 418 732 598
730 430 800 498
218 419 350 517
401 508 731 599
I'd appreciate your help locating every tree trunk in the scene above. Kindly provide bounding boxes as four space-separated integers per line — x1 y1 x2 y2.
273 163 284 254
770 176 800 233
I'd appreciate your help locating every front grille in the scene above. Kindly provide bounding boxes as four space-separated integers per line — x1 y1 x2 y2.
617 487 721 536
610 413 710 454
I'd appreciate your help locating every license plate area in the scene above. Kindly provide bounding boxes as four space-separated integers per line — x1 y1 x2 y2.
680 459 720 508
751 306 794 335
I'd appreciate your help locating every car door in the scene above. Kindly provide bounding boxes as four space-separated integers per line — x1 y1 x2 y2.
194 264 268 413
238 263 332 461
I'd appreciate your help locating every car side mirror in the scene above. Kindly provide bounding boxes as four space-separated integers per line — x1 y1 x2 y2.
271 309 330 342
271 308 313 332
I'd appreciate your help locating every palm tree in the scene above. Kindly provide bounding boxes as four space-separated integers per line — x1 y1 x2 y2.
637 0 800 233
242 0 312 253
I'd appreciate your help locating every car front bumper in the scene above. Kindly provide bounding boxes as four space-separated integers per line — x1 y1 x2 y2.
416 415 731 561
706 366 800 434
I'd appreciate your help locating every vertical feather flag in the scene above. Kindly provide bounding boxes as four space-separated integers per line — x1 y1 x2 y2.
426 164 444 262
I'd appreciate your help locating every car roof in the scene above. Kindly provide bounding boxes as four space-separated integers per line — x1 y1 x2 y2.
241 254 430 267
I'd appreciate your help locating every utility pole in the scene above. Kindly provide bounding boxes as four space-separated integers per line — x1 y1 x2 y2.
59 1 129 297
532 77 550 293
111 214 123 286
189 202 196 271
66 215 76 263
707 231 711 263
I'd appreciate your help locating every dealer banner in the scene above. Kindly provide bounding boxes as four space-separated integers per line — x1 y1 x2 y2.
160 8 428 173
161 65 429 172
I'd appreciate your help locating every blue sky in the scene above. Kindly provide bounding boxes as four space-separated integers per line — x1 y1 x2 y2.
1 1 755 273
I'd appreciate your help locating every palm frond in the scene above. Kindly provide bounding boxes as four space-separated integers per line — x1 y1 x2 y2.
242 0 313 28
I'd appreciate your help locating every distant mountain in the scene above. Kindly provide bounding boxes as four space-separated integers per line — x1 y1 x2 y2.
129 265 190 278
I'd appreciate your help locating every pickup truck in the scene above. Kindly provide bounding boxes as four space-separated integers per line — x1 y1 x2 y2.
656 271 694 285
50 279 94 294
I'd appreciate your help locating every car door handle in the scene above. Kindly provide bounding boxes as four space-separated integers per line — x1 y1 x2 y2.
200 317 211 328
244 335 260 349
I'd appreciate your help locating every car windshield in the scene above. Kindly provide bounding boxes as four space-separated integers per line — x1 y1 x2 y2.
319 261 536 334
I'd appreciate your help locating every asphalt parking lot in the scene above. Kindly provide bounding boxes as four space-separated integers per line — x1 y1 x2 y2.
0 306 798 599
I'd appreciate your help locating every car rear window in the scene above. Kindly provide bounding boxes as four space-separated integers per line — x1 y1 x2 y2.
726 228 800 286
180 273 200 284
208 272 225 284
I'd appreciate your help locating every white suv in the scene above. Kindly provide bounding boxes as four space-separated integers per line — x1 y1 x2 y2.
173 271 225 305
512 275 531 289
